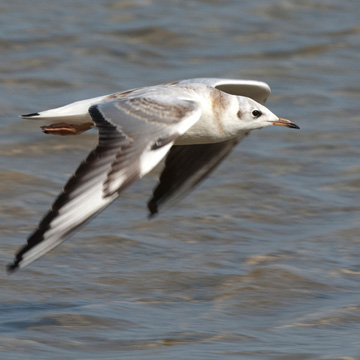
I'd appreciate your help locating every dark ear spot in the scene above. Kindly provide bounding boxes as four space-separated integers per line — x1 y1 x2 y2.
237 110 242 119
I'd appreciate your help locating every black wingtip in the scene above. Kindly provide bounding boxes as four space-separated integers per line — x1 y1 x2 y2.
147 200 158 220
21 112 40 118
147 207 158 220
6 261 19 275
147 212 157 220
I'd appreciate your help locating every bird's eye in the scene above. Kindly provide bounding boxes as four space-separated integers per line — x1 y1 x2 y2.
252 110 262 118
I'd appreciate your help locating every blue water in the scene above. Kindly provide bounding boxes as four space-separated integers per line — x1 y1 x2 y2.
1 1 360 359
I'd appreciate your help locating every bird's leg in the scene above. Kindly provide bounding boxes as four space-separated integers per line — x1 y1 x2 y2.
41 122 93 136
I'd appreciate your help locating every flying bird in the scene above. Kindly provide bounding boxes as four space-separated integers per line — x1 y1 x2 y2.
7 78 299 273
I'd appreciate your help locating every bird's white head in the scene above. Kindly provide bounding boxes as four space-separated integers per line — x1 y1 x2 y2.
235 96 299 132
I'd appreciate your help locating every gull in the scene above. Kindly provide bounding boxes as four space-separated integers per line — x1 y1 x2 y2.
7 78 299 273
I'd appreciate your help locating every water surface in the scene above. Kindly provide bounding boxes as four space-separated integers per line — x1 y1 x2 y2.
1 1 360 359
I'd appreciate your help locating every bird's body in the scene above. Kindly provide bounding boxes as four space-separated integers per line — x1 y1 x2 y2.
8 78 299 272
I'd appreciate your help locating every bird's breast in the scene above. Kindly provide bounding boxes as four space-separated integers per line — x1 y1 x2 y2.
175 91 238 145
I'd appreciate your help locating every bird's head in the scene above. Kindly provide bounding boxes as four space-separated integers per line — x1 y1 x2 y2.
236 97 299 132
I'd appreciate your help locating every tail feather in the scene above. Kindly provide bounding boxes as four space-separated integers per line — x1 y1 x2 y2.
20 94 109 123
21 112 40 118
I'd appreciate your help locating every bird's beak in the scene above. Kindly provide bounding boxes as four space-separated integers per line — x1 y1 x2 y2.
271 118 300 129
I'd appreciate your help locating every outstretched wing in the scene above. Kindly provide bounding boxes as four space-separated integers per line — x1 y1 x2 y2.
147 135 246 217
8 95 201 272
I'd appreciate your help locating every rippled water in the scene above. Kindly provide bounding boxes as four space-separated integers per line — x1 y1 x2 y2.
1 1 360 359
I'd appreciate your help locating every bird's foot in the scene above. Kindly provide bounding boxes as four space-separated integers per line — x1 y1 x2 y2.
41 122 93 136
